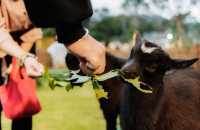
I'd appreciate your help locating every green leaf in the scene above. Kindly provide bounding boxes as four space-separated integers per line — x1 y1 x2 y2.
95 70 119 81
94 88 108 100
65 74 79 81
54 80 69 88
71 76 91 84
124 77 153 94
49 78 55 90
90 79 108 99
82 81 92 88
49 68 71 80
36 70 49 88
91 79 100 89
65 83 72 91
38 68 153 98
49 68 70 75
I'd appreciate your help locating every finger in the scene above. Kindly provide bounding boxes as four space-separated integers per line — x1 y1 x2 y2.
80 62 95 75
86 62 95 70
86 63 95 75
79 62 88 74
93 65 105 74
79 58 93 74
93 58 106 74
0 18 6 28
37 63 44 74
27 69 41 77
27 65 43 77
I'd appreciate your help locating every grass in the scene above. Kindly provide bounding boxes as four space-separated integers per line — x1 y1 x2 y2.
1 86 106 130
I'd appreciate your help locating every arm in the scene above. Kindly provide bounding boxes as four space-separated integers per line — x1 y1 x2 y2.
20 28 43 52
0 29 27 59
20 42 34 52
56 23 106 75
0 25 44 76
24 0 105 74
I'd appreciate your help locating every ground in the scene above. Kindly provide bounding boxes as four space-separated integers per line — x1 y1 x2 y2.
2 86 106 130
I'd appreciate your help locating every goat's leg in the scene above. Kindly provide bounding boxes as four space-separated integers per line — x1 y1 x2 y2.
103 107 119 130
12 116 32 130
104 110 119 130
100 99 119 130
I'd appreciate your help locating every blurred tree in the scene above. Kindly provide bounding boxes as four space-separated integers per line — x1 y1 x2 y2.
42 28 56 37
123 0 145 28
123 0 200 46
94 8 110 20
87 14 173 45
88 15 134 46
123 0 144 14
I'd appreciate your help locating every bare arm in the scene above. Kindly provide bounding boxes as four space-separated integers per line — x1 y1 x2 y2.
0 29 27 58
20 42 34 52
20 28 42 52
0 27 44 76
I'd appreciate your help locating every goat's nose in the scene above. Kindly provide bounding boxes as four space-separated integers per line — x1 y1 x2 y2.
120 69 130 75
120 69 129 75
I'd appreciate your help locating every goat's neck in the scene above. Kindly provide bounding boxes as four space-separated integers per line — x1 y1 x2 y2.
136 71 164 113
130 72 165 129
140 71 164 89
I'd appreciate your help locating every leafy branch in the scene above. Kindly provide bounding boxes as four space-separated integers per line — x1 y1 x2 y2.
37 69 153 100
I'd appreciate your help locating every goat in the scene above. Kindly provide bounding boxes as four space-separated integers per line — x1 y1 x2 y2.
66 53 126 130
120 33 200 130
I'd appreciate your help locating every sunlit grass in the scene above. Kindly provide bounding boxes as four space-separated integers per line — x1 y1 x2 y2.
2 86 106 130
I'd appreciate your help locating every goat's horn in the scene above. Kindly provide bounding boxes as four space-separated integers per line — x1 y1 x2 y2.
141 43 158 54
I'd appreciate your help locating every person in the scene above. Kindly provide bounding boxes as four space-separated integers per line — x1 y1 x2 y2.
47 40 68 68
0 0 106 130
24 0 106 74
0 0 44 77
0 0 44 130
0 28 42 130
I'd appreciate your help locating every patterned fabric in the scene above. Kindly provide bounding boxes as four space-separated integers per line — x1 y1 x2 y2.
0 0 31 32
0 0 42 55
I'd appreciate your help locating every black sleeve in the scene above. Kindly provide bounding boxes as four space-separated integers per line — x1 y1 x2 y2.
24 0 93 27
24 0 93 45
56 22 86 45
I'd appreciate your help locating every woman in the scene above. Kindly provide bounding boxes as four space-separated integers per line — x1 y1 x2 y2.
0 0 44 130
0 0 43 77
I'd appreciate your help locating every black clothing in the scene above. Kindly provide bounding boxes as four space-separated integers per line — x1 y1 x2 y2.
24 0 93 44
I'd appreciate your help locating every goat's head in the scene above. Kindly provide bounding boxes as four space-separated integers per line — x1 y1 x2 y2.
121 33 198 81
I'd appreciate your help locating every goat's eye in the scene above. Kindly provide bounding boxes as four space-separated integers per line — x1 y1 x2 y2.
145 64 158 72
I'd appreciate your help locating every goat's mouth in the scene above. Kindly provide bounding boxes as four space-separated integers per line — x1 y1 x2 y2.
119 70 139 79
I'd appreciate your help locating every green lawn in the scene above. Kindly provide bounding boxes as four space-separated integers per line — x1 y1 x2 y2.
2 86 106 130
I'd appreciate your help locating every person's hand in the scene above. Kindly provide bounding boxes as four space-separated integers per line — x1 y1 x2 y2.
22 54 44 77
67 34 106 75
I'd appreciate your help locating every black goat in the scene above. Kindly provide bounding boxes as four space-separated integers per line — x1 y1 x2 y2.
120 33 200 130
66 53 126 130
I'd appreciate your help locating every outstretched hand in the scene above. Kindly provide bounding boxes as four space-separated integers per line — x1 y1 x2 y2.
67 34 106 75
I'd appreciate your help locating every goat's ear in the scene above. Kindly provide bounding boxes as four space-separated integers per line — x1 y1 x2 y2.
134 32 142 46
170 58 198 69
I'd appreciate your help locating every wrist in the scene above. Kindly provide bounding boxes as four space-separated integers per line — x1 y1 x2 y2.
67 32 91 56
